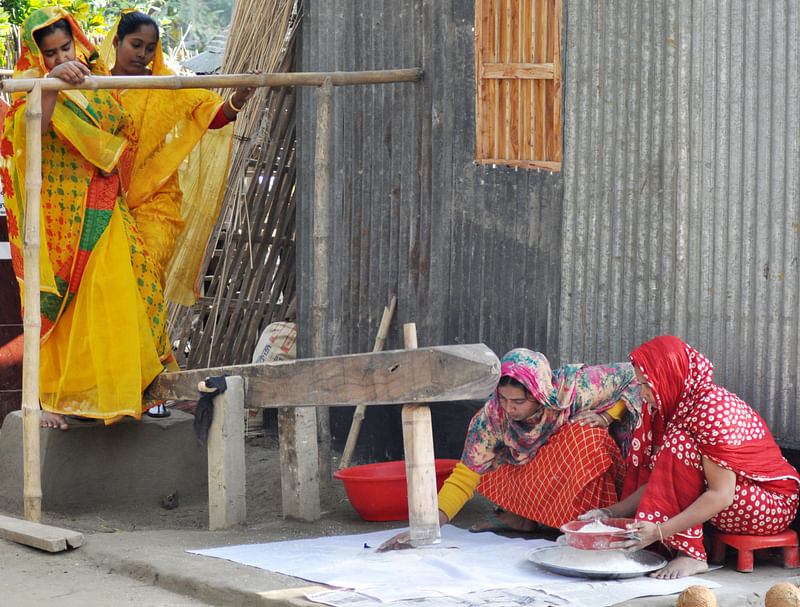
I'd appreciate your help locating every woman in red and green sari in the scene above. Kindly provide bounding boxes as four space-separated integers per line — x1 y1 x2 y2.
0 7 175 429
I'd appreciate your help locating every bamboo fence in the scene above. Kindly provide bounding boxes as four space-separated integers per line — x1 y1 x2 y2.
168 0 301 370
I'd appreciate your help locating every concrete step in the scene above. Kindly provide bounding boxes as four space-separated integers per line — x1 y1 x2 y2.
0 409 207 514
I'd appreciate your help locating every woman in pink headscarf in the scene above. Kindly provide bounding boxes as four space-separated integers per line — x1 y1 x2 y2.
583 335 800 579
379 347 643 554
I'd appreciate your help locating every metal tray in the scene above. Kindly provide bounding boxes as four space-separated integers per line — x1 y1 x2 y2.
526 545 667 579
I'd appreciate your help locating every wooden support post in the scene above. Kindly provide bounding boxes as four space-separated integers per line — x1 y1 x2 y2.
21 83 43 523
401 324 440 547
278 407 320 521
207 375 246 530
313 77 334 488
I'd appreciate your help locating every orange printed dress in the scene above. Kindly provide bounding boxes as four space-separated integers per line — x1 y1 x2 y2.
0 7 173 423
438 348 641 528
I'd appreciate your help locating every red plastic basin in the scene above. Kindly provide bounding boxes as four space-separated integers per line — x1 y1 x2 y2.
560 518 636 550
333 459 459 521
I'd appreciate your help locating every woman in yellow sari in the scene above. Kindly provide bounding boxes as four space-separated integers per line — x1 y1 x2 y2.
101 10 255 299
0 7 174 429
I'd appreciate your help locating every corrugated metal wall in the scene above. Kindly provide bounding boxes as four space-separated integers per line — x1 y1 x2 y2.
297 1 562 359
296 1 563 459
560 1 800 446
296 1 800 451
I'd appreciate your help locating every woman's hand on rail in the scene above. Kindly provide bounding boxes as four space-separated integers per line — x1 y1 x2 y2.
47 60 90 85
231 69 261 107
222 70 262 120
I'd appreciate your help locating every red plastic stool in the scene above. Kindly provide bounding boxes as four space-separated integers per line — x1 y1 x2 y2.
710 529 799 573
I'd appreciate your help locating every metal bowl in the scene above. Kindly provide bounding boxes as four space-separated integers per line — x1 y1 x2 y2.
559 517 636 550
527 545 667 579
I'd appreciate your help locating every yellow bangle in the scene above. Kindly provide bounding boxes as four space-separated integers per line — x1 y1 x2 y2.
656 522 665 543
228 96 244 112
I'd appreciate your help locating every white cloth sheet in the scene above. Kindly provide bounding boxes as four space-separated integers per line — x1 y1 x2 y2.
189 526 719 606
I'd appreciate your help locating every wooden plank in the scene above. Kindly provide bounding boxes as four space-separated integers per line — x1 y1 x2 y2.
508 0 520 160
145 344 499 406
0 514 83 552
533 0 547 161
480 63 555 80
488 0 500 159
474 0 486 159
207 376 246 530
522 0 533 160
551 0 563 162
477 157 561 171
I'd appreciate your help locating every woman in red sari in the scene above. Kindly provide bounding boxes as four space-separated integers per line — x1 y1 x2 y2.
583 335 800 579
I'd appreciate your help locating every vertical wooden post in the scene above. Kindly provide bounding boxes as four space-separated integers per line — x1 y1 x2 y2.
312 77 333 486
277 78 334 521
401 323 440 546
278 407 320 520
207 375 246 530
21 83 43 523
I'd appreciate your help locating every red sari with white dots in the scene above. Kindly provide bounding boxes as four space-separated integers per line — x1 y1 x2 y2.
625 336 800 561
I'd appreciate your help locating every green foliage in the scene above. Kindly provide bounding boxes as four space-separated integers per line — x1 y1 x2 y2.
0 0 235 67
139 0 233 55
1 0 106 29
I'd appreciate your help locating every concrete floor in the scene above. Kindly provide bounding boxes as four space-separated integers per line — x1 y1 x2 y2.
3 511 800 607
2 416 798 606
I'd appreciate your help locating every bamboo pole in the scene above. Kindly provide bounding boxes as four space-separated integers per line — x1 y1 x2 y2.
313 78 333 486
21 83 43 523
401 323 440 547
0 68 423 94
338 295 397 470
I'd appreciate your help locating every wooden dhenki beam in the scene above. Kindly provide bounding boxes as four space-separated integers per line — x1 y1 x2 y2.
145 344 499 406
147 345 499 529
12 69 423 524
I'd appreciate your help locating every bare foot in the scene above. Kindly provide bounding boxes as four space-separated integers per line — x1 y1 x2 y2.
650 554 708 579
470 510 539 532
40 411 69 430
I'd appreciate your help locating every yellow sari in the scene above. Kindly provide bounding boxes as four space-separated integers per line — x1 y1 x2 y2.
0 7 171 423
101 13 234 304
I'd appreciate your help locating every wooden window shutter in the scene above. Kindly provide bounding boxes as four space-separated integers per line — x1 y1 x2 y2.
475 0 563 170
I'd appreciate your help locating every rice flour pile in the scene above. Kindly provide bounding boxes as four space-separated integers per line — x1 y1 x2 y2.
574 520 625 533
542 545 655 573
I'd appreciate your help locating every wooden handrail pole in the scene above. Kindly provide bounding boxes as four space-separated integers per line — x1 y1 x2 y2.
21 83 43 522
0 68 424 94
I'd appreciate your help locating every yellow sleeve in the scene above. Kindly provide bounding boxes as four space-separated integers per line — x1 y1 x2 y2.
605 399 627 420
437 462 482 521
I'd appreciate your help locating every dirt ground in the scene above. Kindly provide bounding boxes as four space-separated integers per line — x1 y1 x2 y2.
19 423 471 540
23 432 331 534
